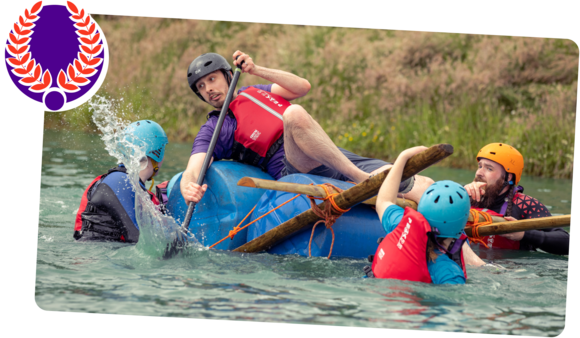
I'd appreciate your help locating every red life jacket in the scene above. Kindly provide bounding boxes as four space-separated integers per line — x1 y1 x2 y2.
224 87 290 170
369 208 467 283
471 207 520 250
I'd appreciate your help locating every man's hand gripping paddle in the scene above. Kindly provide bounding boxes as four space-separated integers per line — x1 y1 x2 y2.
163 58 244 259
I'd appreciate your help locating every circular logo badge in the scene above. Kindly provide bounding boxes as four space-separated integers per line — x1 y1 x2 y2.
5 1 109 111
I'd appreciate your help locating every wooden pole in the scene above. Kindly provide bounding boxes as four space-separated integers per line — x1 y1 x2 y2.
237 176 570 237
237 177 417 209
464 215 570 237
233 144 453 253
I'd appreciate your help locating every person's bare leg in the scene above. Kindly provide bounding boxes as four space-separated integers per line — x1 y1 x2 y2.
283 105 369 183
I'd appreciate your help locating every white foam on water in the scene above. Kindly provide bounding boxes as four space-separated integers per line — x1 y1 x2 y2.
89 95 198 257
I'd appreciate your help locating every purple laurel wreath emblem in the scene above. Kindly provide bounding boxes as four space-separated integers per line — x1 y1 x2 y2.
5 1 109 111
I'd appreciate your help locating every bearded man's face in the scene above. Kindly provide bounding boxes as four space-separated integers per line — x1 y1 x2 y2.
471 158 509 208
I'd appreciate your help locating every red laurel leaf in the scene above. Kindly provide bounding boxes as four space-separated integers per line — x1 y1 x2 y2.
80 33 100 45
25 9 31 19
7 45 18 54
31 1 43 14
78 53 90 64
89 57 103 66
72 9 85 20
19 16 33 27
10 34 30 45
34 64 41 81
21 76 37 84
67 64 76 80
74 59 83 72
67 1 79 14
14 68 29 75
75 16 90 28
13 23 22 35
79 67 96 76
80 45 92 54
26 59 35 73
88 45 102 55
28 14 38 20
31 70 52 92
58 69 79 91
90 33 101 44
88 23 96 35
77 29 90 36
7 58 22 66
74 76 89 84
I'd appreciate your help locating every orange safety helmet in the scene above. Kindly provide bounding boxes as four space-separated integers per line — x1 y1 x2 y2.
477 143 524 185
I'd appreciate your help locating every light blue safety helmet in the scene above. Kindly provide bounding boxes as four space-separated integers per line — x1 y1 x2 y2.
122 120 168 162
417 180 471 239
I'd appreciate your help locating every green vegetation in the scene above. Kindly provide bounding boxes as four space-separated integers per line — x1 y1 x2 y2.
45 17 578 178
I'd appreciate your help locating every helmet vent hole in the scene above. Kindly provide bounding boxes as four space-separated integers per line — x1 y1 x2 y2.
434 196 440 203
456 192 463 199
188 73 192 77
449 196 454 204
490 152 496 155
445 185 449 188
204 61 213 67
426 189 434 195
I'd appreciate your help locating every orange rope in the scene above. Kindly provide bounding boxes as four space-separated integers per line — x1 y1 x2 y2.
465 209 493 248
209 183 351 258
307 183 351 259
208 194 301 249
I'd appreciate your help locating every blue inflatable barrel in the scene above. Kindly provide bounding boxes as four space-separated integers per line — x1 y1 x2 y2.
246 174 385 259
166 161 273 250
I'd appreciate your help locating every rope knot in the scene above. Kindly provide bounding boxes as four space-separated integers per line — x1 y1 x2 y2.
466 209 493 248
307 183 351 259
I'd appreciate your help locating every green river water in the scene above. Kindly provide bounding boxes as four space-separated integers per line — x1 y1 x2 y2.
36 128 571 336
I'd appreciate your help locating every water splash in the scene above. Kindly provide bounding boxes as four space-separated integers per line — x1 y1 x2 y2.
88 95 198 257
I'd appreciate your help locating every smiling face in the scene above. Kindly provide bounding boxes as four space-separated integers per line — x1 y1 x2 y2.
194 70 231 108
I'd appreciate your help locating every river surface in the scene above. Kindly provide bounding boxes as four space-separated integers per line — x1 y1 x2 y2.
36 129 571 336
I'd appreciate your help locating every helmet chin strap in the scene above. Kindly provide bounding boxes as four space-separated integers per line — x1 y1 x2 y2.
147 158 159 192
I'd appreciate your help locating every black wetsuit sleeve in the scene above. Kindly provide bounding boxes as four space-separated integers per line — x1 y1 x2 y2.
89 182 140 243
514 194 569 255
521 228 570 255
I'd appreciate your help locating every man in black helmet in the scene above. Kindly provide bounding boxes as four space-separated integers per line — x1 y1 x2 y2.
181 51 434 206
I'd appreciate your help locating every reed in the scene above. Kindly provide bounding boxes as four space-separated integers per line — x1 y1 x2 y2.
44 17 578 178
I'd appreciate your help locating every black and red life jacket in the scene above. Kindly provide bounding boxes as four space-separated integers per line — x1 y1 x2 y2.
364 208 467 283
73 165 161 243
210 87 290 171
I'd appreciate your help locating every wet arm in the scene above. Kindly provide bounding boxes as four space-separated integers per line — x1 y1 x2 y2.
522 228 569 255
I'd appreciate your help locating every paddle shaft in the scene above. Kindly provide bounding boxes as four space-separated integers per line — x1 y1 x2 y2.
233 144 454 253
180 67 242 232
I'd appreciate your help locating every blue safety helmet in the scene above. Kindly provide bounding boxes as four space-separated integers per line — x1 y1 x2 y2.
123 120 168 162
417 180 470 239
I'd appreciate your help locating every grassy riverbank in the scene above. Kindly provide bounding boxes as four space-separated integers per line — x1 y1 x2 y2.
44 16 578 178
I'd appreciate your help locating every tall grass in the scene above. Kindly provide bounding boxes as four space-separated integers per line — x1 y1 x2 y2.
44 17 578 178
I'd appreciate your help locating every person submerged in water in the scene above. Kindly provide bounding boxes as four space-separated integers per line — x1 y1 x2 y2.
365 146 472 284
181 51 433 205
464 143 569 255
73 120 170 243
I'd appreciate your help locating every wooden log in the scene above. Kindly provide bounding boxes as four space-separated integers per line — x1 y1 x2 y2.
237 177 417 209
464 215 570 237
233 144 453 253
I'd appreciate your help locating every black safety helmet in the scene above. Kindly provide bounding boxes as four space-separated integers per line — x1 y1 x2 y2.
187 53 233 102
